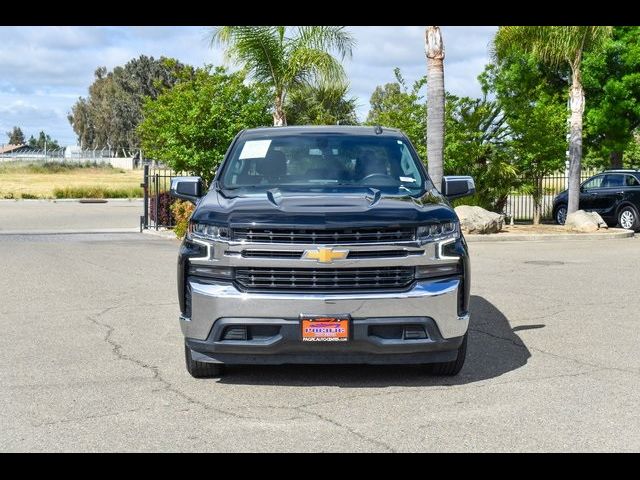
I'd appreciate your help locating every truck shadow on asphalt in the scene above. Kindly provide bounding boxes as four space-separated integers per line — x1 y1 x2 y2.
218 295 534 387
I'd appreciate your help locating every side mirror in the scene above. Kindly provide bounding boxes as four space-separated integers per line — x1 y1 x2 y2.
441 176 476 200
170 176 204 204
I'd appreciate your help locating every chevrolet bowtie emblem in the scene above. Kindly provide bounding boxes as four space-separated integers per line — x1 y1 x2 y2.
303 247 349 263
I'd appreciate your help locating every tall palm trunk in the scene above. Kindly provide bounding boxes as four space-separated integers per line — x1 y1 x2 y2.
532 175 543 225
273 92 287 126
425 26 445 190
567 65 584 215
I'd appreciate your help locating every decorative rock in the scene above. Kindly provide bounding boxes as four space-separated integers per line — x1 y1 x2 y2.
455 205 505 234
565 210 608 233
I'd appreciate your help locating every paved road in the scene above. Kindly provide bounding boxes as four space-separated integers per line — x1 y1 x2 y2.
1 204 639 451
0 199 142 232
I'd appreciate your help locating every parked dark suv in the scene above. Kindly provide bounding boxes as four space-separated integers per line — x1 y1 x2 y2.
552 169 640 231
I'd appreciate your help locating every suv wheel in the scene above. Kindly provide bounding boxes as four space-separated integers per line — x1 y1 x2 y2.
425 333 467 376
555 205 568 225
618 206 640 231
185 344 225 378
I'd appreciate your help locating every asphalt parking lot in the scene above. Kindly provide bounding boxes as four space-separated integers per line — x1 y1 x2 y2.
1 202 639 452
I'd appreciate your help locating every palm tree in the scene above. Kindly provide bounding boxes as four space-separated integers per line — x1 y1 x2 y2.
493 26 612 215
425 26 445 190
286 81 358 126
211 26 355 126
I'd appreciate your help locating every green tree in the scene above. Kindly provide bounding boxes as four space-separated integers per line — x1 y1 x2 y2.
444 94 517 212
68 55 184 152
138 66 271 185
286 82 358 126
28 131 61 151
366 68 427 159
481 52 567 223
494 26 612 216
211 26 355 126
425 26 445 189
583 26 640 168
6 126 25 144
366 68 518 211
626 131 640 166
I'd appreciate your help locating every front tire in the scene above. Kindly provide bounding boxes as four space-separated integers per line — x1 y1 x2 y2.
426 333 467 376
185 344 225 378
618 206 640 231
554 204 568 225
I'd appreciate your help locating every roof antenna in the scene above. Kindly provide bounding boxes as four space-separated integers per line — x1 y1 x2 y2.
374 125 383 135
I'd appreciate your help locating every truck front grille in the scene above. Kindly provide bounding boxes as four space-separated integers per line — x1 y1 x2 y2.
239 249 417 259
232 227 415 244
235 266 415 291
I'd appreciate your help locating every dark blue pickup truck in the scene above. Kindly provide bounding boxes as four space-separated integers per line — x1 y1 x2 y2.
170 126 475 378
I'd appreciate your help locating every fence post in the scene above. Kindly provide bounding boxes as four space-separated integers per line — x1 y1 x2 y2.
154 173 160 231
140 164 149 231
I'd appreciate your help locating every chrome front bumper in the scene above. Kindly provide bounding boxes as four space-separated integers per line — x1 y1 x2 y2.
181 277 468 341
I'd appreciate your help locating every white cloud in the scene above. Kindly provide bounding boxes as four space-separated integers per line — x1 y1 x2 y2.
0 26 497 146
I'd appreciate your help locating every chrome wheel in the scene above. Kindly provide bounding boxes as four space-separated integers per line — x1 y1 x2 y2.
556 206 567 225
620 209 635 230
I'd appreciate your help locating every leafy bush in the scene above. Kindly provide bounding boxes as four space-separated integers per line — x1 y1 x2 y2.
20 193 40 199
139 66 271 185
170 200 195 239
53 186 143 198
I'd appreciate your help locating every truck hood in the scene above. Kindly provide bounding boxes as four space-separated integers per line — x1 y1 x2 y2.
191 187 457 228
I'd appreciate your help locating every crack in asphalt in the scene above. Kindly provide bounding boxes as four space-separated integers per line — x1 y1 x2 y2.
81 305 403 450
36 305 636 451
468 327 527 349
34 407 152 428
84 305 250 421
296 406 397 452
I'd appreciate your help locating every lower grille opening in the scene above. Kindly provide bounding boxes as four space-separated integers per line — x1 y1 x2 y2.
220 325 281 341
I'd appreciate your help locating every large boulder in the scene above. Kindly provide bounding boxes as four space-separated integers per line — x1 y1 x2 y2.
565 210 608 232
455 205 505 234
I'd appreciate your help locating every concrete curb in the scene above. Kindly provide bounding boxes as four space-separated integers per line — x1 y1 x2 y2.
0 228 140 235
466 228 634 242
142 228 180 240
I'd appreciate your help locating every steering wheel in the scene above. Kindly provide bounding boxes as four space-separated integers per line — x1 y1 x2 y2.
360 173 400 185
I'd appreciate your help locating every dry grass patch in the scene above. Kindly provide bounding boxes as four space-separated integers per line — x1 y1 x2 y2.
0 162 143 198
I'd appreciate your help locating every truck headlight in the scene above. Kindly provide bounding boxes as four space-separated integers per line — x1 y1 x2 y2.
188 222 230 241
416 221 459 242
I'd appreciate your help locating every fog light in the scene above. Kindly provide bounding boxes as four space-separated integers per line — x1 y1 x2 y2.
403 325 427 340
222 326 248 341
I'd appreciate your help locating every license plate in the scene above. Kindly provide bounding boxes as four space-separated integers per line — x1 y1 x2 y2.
301 316 349 342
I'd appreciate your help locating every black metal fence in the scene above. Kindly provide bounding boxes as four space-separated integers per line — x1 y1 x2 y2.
140 164 183 231
139 165 602 228
504 169 599 222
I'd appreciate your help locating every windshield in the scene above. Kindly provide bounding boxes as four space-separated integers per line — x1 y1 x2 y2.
219 133 428 194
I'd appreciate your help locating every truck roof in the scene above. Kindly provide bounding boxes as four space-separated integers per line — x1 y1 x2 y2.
240 125 405 138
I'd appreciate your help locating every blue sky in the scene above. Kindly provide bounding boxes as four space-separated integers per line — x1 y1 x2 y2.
0 26 497 147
